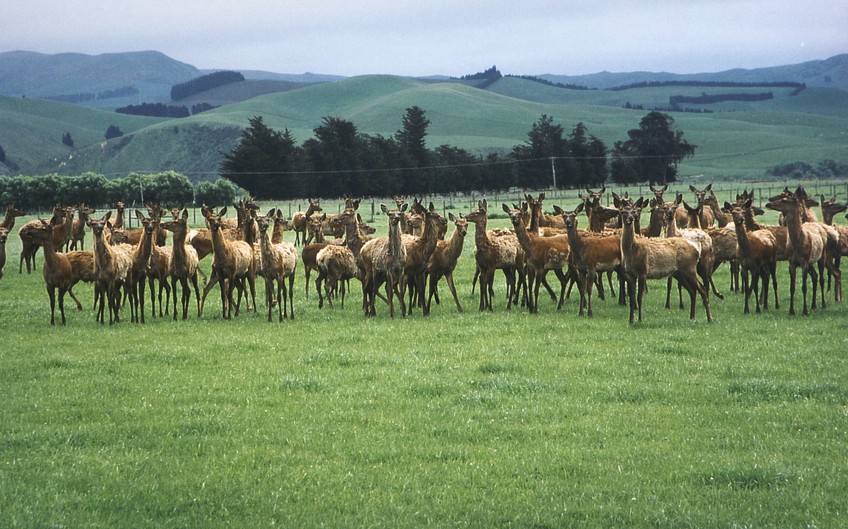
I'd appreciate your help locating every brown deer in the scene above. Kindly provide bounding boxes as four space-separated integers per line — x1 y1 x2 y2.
0 204 25 231
88 212 134 324
28 219 74 325
819 195 847 302
619 199 712 323
727 200 777 314
271 209 290 244
663 197 722 308
68 204 95 250
147 225 173 318
200 207 254 319
18 205 63 273
161 209 201 320
315 207 366 309
765 188 824 316
292 199 322 245
556 203 622 317
359 203 407 318
402 200 447 315
301 213 330 300
466 200 524 312
503 203 570 313
127 210 159 323
426 213 468 313
0 228 9 282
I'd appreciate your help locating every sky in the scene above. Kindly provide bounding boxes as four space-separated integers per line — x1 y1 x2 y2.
3 0 847 77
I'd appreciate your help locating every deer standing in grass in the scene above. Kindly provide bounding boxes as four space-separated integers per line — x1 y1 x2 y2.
619 199 712 324
28 220 74 325
18 205 69 273
765 188 824 316
819 195 847 302
466 200 524 312
426 213 468 313
292 199 322 245
503 203 570 313
0 204 25 232
161 209 201 320
0 228 9 282
256 209 298 321
316 210 360 309
556 203 622 317
402 200 446 316
68 204 95 250
727 200 777 314
201 207 254 319
88 212 134 324
360 203 407 318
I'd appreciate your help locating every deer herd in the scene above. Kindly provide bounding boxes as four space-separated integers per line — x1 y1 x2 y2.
1 184 847 326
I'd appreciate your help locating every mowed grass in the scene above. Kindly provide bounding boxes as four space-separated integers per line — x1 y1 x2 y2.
1 207 846 528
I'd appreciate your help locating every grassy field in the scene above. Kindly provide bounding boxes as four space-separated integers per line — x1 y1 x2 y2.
1 194 846 528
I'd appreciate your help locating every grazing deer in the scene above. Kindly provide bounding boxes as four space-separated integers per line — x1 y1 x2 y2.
88 212 134 324
200 207 254 319
359 203 407 318
765 188 824 316
556 203 622 317
727 200 777 314
161 209 201 320
503 203 570 313
619 199 712 324
28 220 74 325
466 200 524 312
426 213 468 313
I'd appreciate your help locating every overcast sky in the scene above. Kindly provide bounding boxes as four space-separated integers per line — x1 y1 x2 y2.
4 0 846 77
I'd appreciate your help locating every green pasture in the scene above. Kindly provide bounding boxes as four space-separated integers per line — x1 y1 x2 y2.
1 193 846 528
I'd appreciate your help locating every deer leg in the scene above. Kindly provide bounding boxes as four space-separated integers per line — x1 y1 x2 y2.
67 285 84 311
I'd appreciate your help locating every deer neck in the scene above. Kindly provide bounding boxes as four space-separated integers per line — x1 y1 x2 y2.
272 222 285 244
620 218 638 256
742 209 762 231
731 220 752 254
565 222 584 254
781 204 806 241
645 207 664 237
665 216 679 237
344 220 365 257
512 218 533 255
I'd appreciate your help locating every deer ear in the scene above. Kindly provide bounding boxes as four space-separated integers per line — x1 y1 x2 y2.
723 201 732 211
181 209 189 220
448 212 456 222
219 206 228 217
380 204 388 214
502 203 511 214
400 203 408 213
135 210 145 222
103 211 112 222
705 183 712 191
689 185 697 192
575 202 584 214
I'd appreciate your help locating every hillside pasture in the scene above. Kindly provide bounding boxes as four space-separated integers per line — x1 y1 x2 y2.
0 190 846 528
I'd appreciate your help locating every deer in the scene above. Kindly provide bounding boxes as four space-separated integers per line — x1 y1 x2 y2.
401 200 447 316
359 203 407 318
315 207 367 309
68 204 95 250
503 203 571 313
147 222 173 319
18 205 70 273
161 209 201 320
292 199 322 245
27 219 74 325
125 210 160 323
271 209 290 244
426 213 468 313
301 214 331 301
88 212 134 324
200 207 254 319
819 195 847 302
466 200 525 312
619 199 712 324
765 187 824 316
673 184 715 228
0 228 8 282
256 209 298 321
727 200 777 314
0 204 25 231
555 203 622 317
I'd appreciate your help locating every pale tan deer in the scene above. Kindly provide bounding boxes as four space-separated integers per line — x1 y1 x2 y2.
88 212 134 324
68 204 95 251
0 228 9 282
200 207 254 319
161 209 201 320
315 207 365 309
359 203 407 318
256 209 298 321
402 200 447 315
819 195 847 302
619 199 712 323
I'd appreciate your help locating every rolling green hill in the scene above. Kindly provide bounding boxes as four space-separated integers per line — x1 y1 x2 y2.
3 74 847 182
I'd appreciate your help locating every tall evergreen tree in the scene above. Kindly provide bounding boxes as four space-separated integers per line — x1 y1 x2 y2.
610 111 695 185
510 114 569 189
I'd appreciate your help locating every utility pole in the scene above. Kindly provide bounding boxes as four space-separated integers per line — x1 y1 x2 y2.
550 157 557 189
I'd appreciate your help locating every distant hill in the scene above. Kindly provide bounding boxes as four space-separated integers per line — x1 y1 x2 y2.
538 54 848 91
0 50 200 107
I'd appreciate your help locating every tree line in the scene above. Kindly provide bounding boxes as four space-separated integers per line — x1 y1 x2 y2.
220 108 695 199
0 172 237 212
